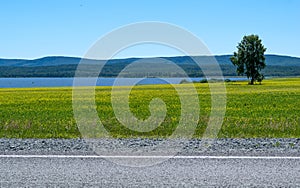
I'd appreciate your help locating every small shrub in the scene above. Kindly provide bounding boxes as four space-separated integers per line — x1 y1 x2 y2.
199 79 208 83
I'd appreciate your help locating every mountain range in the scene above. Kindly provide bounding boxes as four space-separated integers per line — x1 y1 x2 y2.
0 55 299 77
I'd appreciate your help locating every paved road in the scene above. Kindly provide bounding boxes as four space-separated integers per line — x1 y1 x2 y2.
1 155 300 187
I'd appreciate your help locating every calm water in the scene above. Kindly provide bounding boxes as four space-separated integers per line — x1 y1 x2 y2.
0 77 247 88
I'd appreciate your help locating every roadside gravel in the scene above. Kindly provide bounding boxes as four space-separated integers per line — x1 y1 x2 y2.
1 138 300 156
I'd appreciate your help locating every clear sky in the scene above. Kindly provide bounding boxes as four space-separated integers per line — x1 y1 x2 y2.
1 0 299 59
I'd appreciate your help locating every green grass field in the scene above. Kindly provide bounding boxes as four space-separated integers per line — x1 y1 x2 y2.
0 78 299 138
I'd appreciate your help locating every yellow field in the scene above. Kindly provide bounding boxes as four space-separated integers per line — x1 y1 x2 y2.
0 78 299 138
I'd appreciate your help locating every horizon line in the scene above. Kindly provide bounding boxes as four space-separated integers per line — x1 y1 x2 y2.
1 53 300 61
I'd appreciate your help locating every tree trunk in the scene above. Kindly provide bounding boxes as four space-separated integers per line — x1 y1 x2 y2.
250 77 254 85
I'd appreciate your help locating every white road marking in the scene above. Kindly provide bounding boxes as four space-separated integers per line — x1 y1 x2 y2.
0 155 300 159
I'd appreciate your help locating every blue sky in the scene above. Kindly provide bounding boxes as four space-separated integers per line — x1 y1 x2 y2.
1 0 299 59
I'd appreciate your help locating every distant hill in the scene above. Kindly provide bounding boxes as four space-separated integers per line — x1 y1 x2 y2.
0 56 141 67
0 55 299 77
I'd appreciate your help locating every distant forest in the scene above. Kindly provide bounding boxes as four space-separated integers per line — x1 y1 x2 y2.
0 64 299 78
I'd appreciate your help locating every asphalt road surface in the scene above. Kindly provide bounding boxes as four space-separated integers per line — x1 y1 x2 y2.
1 155 300 187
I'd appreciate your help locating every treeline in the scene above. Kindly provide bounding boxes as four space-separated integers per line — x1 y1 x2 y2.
0 64 299 77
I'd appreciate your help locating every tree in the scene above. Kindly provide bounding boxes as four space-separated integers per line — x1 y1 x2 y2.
230 35 267 85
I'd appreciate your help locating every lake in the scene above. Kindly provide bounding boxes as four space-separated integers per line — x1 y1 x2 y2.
0 77 247 88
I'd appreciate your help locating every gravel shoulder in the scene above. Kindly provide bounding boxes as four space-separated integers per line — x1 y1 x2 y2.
1 138 300 156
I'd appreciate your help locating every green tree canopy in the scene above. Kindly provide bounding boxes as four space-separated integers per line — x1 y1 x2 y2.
230 35 267 85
